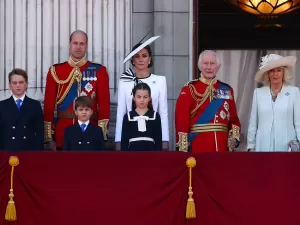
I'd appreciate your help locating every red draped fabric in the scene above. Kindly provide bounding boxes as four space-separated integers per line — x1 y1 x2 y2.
0 152 299 225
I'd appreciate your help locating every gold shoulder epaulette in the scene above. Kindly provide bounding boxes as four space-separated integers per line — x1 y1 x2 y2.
184 79 198 87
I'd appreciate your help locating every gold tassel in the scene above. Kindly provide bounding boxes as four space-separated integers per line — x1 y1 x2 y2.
186 157 196 219
5 156 19 221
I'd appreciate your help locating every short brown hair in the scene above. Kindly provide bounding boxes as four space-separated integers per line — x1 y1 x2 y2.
74 96 92 110
8 68 28 83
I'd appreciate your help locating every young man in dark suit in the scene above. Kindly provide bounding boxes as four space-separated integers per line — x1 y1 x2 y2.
0 68 44 151
63 96 104 151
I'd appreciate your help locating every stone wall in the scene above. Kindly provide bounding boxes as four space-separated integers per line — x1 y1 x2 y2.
131 0 191 149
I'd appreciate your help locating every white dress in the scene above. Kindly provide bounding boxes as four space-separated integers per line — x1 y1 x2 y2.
115 71 169 143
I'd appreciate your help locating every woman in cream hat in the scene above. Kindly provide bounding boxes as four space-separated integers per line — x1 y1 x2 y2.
247 53 300 152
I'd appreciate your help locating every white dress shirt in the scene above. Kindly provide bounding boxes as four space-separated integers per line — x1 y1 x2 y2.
115 74 169 142
78 120 90 131
12 94 26 106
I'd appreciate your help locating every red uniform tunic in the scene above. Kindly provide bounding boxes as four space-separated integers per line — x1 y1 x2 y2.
44 58 110 148
175 76 240 152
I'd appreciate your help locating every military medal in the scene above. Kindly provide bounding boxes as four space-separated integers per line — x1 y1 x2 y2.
213 89 221 99
86 71 90 81
223 90 230 100
82 71 87 81
226 90 233 100
84 82 93 93
224 101 229 111
93 71 97 81
220 110 226 120
91 91 96 99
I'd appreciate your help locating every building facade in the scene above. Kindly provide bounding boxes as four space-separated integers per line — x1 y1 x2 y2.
0 0 193 149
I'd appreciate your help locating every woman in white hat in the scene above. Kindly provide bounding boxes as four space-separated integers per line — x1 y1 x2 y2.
247 54 300 152
115 36 169 150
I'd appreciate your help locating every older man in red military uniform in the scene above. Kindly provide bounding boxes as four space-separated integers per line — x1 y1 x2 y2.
44 30 110 150
175 50 241 152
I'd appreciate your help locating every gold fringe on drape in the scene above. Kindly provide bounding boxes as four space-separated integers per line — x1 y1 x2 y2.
5 156 19 221
186 157 196 219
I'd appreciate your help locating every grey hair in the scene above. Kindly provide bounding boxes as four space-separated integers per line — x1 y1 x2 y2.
262 67 293 86
69 30 88 43
197 50 221 70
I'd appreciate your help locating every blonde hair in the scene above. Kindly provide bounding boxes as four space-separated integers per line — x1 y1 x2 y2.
262 67 293 86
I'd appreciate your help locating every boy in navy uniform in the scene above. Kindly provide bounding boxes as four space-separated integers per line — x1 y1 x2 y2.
0 68 44 151
63 96 104 151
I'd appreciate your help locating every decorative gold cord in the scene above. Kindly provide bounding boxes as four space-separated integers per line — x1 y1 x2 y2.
186 157 196 219
5 156 19 221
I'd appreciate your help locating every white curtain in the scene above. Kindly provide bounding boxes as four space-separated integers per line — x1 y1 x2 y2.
216 50 300 151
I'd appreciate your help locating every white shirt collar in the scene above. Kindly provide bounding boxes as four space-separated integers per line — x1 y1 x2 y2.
78 120 90 127
12 94 26 102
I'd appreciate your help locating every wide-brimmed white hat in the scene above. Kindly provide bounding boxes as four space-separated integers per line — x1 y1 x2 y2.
123 36 160 63
255 54 296 83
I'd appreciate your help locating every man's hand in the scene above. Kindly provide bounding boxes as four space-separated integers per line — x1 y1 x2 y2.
115 142 121 151
44 141 56 151
228 137 239 151
162 141 169 151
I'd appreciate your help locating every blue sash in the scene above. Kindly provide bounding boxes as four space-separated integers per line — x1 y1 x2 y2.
188 83 229 142
57 63 101 111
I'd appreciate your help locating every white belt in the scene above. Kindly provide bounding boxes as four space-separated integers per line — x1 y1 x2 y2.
129 137 155 143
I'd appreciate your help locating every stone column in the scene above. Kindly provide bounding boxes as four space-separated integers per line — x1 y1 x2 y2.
153 0 190 149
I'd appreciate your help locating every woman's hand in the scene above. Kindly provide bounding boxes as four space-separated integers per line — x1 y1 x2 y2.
115 142 121 151
162 141 169 151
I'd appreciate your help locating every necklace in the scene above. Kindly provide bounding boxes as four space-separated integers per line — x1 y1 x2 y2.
270 89 279 102
270 90 277 97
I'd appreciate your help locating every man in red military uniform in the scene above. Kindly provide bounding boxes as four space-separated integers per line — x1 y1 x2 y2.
44 30 110 150
175 50 241 152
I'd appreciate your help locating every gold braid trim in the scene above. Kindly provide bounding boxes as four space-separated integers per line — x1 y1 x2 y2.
44 121 53 142
98 119 109 141
50 66 74 85
56 76 76 105
189 83 215 118
229 124 240 141
186 157 196 219
51 66 82 105
177 132 189 152
228 125 240 152
5 156 19 221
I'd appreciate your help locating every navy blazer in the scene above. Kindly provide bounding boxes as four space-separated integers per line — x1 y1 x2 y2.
0 96 44 151
63 123 104 151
